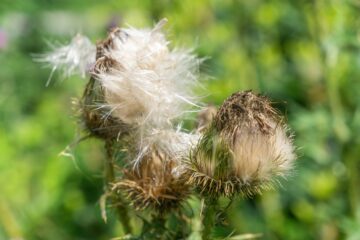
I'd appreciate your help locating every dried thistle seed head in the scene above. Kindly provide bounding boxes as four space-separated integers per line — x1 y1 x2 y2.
196 105 217 132
112 149 190 213
93 18 202 129
187 91 296 197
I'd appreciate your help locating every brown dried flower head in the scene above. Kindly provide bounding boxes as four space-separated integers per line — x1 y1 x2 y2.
188 90 296 197
80 32 130 140
112 148 190 214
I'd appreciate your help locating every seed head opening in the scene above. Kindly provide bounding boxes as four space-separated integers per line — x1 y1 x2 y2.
187 91 296 197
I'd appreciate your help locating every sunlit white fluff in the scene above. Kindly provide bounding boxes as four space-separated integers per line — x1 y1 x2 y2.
231 123 295 183
94 19 201 129
37 34 96 86
133 127 200 169
190 122 295 197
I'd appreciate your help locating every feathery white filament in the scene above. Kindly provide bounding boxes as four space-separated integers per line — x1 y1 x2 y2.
231 123 295 183
95 19 201 129
37 34 96 86
133 128 200 169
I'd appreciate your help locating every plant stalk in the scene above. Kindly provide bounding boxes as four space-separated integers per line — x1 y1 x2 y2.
104 141 133 234
201 197 217 240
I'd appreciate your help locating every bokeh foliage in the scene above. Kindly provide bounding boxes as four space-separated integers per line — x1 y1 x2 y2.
1 0 360 239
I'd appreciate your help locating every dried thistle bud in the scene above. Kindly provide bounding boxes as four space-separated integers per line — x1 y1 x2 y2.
112 148 190 213
187 91 296 197
196 105 217 132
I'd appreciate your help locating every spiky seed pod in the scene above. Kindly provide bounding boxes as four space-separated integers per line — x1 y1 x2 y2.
196 105 217 133
187 90 296 197
112 148 190 214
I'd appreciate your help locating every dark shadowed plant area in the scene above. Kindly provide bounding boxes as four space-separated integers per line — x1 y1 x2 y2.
1 0 360 239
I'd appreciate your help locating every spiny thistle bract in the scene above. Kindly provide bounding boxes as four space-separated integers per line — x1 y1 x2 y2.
187 91 296 198
112 147 190 213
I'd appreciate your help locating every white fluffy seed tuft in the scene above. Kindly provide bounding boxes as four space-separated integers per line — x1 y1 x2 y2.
231 123 296 183
133 127 200 169
36 34 96 86
94 19 202 129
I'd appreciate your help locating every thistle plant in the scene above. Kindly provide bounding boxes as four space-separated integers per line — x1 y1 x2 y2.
38 18 296 239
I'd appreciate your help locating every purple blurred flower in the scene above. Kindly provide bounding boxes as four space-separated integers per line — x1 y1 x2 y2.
107 15 123 31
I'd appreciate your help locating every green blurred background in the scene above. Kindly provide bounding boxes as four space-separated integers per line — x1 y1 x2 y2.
1 0 360 239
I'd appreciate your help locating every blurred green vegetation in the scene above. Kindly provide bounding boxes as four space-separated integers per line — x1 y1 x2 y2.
1 0 360 239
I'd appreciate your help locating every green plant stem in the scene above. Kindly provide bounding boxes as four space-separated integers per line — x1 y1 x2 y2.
104 141 133 235
343 144 360 217
201 197 217 240
140 214 171 239
152 214 167 238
